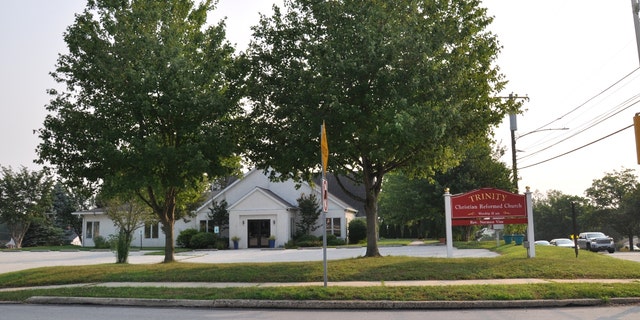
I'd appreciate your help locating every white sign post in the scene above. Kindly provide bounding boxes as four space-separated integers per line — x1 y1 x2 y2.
443 188 453 258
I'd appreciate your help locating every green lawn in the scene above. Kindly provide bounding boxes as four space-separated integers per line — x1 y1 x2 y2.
1 242 640 302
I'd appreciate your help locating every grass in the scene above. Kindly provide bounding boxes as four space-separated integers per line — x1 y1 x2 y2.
1 241 640 302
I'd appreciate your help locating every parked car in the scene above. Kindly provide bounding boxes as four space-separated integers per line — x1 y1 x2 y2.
534 240 551 246
550 238 576 248
576 232 615 253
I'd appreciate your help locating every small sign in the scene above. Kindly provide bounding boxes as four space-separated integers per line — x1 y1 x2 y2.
452 217 528 226
322 178 328 212
214 226 219 234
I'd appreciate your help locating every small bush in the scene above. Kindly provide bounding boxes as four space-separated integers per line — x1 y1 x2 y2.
295 234 322 247
217 237 229 250
327 234 346 246
93 235 111 249
189 232 217 249
284 239 298 249
177 228 199 248
348 219 367 244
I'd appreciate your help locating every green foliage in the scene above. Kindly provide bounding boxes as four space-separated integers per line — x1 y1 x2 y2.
286 235 314 248
216 237 229 250
189 232 217 249
207 200 229 234
92 236 111 249
37 0 243 262
348 219 367 244
50 182 83 235
295 193 321 236
177 228 199 248
379 139 513 240
326 234 345 246
22 220 66 247
244 0 520 256
103 196 155 263
532 190 592 241
503 224 526 235
0 167 54 248
585 168 640 240
111 231 133 264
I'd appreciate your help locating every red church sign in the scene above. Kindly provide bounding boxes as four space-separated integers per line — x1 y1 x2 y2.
450 188 526 225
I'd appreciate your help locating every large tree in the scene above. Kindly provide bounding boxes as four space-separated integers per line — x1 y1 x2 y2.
586 168 640 246
0 167 54 248
244 0 518 256
51 182 83 235
379 139 513 239
532 190 591 241
37 0 242 262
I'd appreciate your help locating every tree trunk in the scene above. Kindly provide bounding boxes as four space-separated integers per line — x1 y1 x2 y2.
163 222 175 262
362 159 383 257
10 222 30 249
152 189 178 263
365 198 380 257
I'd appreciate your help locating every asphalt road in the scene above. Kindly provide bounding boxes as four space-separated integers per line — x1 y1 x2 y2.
4 304 640 320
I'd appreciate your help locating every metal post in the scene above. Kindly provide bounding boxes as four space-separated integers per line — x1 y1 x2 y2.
322 190 327 287
631 0 640 65
572 202 579 258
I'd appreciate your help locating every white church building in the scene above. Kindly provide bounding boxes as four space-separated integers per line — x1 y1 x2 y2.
73 169 360 249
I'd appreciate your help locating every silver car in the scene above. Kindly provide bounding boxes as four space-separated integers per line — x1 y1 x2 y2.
550 238 576 248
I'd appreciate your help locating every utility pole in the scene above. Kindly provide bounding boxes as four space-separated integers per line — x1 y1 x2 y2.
510 113 518 192
631 0 640 65
499 94 529 193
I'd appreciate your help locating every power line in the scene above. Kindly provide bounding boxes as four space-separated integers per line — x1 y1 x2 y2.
518 95 640 161
528 67 640 133
518 124 633 170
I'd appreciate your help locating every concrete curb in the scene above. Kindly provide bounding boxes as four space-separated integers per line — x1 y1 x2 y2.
23 296 640 309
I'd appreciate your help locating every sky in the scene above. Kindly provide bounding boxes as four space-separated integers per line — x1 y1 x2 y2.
1 1 639 197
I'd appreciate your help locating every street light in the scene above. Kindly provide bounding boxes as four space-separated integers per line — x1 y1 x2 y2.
509 114 569 193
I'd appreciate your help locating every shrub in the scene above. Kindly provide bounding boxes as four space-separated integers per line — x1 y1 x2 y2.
189 232 217 249
348 219 367 244
217 237 229 250
327 234 346 246
295 234 322 247
177 228 199 248
93 235 111 249
284 239 298 249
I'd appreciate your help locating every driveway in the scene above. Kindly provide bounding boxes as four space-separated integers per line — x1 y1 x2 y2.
0 245 497 274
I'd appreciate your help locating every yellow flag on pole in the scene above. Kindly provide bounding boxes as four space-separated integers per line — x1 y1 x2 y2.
321 121 328 174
